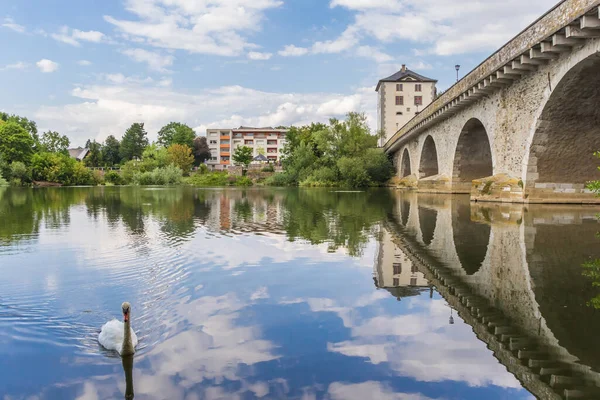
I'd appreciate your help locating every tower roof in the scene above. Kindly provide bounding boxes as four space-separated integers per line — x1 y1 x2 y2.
376 64 437 91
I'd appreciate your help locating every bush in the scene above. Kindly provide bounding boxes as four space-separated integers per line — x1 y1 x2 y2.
197 164 209 174
261 164 275 172
337 157 370 188
121 160 142 184
131 165 183 185
265 172 293 186
105 170 125 185
235 176 253 186
72 162 96 185
186 171 230 186
31 152 76 184
0 175 9 186
92 170 105 185
363 148 393 184
9 161 30 185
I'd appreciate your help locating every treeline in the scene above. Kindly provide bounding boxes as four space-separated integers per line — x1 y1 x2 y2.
0 112 211 186
268 112 393 188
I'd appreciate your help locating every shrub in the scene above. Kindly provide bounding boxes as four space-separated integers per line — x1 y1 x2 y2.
9 161 30 185
132 165 183 185
31 152 77 184
337 157 370 188
92 170 105 185
234 176 253 186
265 172 293 186
261 164 275 172
72 162 96 185
0 175 8 186
121 160 142 184
167 144 194 175
186 171 229 186
363 148 394 184
105 170 125 185
197 163 209 174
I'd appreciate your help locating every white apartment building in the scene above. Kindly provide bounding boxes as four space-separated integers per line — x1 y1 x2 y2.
376 65 437 146
205 127 288 170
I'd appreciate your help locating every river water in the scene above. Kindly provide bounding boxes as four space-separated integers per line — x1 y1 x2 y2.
1 187 599 400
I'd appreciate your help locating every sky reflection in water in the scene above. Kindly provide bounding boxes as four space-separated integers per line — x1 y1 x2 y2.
2 186 588 399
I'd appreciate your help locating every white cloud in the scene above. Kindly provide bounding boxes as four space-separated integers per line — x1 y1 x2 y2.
355 46 393 63
77 60 93 66
33 82 377 145
247 51 272 61
121 48 174 72
36 59 59 73
2 17 25 33
51 26 106 46
278 45 309 57
250 286 270 300
328 381 434 400
105 0 283 56
281 0 558 59
0 61 29 71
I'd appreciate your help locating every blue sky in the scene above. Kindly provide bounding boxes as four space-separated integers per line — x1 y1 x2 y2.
1 0 557 146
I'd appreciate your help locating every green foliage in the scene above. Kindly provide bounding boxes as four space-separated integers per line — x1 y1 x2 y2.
197 163 209 174
40 131 70 154
363 148 394 183
0 122 35 164
103 135 121 166
186 171 230 186
131 165 183 185
234 176 253 186
337 157 370 188
583 259 600 309
30 152 96 185
167 144 194 175
232 146 253 169
141 144 170 171
0 154 10 181
72 162 96 185
0 175 8 186
9 161 30 185
84 140 103 167
158 122 196 148
1 113 38 145
120 160 143 183
261 164 275 172
274 113 389 188
265 172 293 186
104 170 125 185
120 123 149 161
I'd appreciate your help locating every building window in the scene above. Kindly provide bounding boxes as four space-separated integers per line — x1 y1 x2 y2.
245 140 254 145
393 263 402 275
395 96 404 106
267 140 277 145
415 84 422 92
396 83 403 91
411 264 418 273
410 277 417 286
209 140 217 145
396 111 403 115
393 278 399 286
414 96 423 106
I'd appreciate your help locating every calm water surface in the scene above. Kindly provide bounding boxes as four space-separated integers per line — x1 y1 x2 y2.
1 187 600 400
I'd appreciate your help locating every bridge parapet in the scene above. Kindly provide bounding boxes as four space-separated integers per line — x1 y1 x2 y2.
384 0 600 154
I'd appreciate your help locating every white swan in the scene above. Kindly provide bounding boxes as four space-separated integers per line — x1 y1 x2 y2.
99 302 138 356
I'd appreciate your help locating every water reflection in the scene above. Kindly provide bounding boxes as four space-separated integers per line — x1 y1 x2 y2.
1 187 599 399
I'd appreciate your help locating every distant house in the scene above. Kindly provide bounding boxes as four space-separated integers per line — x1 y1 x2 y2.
67 147 89 161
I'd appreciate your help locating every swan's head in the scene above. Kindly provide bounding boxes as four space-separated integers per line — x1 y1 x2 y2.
122 302 131 322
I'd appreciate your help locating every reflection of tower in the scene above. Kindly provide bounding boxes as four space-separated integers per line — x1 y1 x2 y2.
220 195 231 230
374 227 430 300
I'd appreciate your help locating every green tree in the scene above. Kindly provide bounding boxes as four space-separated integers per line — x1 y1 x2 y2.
0 122 35 164
232 146 253 174
167 144 194 175
0 113 39 146
85 140 103 167
40 131 70 154
157 122 196 148
103 135 121 166
120 123 149 161
193 136 211 165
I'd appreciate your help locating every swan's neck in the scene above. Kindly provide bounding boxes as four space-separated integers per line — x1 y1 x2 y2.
122 318 135 356
122 355 135 400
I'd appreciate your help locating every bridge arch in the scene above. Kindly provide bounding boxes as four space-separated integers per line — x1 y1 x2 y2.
419 135 439 178
524 52 600 198
400 148 412 178
451 197 491 275
452 118 494 188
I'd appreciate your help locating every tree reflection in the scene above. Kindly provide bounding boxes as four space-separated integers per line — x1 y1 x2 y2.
0 187 393 256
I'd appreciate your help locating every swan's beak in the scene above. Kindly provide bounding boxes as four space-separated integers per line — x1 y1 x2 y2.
123 311 129 322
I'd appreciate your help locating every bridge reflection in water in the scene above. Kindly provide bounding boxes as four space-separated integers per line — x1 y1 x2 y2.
376 191 600 400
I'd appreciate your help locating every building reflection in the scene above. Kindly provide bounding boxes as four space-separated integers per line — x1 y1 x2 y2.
374 227 430 301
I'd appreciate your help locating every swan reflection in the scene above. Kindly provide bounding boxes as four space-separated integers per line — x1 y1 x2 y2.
122 355 134 400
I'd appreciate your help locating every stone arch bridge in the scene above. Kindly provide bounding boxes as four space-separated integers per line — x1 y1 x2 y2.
384 0 600 203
